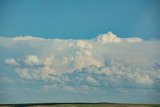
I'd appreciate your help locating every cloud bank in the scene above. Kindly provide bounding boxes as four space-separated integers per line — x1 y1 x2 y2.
1 32 160 103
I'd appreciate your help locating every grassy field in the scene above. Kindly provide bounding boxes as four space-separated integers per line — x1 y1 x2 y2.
0 103 160 107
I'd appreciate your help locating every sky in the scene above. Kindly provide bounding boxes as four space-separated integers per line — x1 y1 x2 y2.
0 0 160 39
0 0 160 104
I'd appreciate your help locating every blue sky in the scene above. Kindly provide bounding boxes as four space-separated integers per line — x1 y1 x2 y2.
0 0 160 39
0 0 160 104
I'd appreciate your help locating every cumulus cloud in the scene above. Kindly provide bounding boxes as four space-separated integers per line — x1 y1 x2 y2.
15 68 33 80
1 31 160 93
95 31 143 43
4 58 19 66
23 55 43 67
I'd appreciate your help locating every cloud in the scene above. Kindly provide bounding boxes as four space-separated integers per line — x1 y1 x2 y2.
86 75 99 86
4 58 19 66
1 31 160 93
70 40 92 49
12 36 44 41
15 68 33 80
95 31 143 43
134 74 153 85
23 55 43 67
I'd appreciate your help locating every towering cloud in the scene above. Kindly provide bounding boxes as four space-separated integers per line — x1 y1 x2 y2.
95 32 143 43
1 32 160 103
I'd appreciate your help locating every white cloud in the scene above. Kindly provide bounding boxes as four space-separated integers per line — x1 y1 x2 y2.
134 74 153 85
1 31 160 90
95 31 122 43
86 76 99 86
72 40 92 49
95 31 143 43
15 68 32 80
73 54 103 69
4 58 19 66
12 36 44 41
124 37 143 43
23 55 43 67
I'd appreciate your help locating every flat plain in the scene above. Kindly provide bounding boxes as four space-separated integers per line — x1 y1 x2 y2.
0 103 160 107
